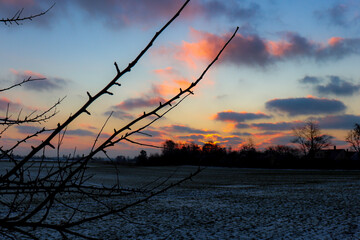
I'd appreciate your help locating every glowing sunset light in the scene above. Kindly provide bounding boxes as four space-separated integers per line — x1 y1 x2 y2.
1 0 360 157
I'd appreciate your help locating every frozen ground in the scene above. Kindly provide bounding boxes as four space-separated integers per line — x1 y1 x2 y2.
82 165 360 239
2 163 360 239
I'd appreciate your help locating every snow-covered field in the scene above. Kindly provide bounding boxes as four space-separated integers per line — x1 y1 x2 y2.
83 165 360 239
2 163 360 239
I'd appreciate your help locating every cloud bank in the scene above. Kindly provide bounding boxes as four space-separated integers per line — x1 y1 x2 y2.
168 28 360 68
266 96 346 116
214 111 271 122
10 69 67 92
299 75 360 96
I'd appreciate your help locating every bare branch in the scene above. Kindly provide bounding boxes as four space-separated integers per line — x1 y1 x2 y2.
0 77 45 93
0 4 55 26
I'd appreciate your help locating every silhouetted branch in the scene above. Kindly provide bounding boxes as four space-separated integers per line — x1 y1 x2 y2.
0 77 46 93
0 4 55 25
0 97 64 127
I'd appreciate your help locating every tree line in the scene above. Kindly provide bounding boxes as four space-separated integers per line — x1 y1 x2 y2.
128 121 360 169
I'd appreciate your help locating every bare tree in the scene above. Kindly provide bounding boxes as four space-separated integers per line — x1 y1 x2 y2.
0 1 238 239
292 120 332 158
346 123 360 152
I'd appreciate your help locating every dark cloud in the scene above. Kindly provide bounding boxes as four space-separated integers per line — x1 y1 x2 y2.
214 111 271 122
268 135 296 146
16 126 92 138
114 96 166 111
11 70 67 92
225 33 272 67
271 32 360 62
315 3 359 27
0 97 21 111
251 121 304 131
299 76 322 84
316 4 348 26
138 129 163 137
316 37 360 61
235 123 250 129
178 29 360 68
70 0 192 28
0 1 262 29
220 136 243 146
163 125 217 134
24 77 66 91
177 134 205 143
314 114 360 130
255 131 281 136
203 1 260 22
66 129 95 137
135 137 165 144
0 0 184 28
316 76 360 96
232 132 252 136
105 110 133 120
0 0 56 27
266 97 346 116
16 125 42 134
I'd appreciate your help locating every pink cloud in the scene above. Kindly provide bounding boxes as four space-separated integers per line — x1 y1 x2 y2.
114 96 165 111
0 97 22 111
162 28 360 67
152 67 192 96
152 78 191 96
153 67 178 76
10 69 66 91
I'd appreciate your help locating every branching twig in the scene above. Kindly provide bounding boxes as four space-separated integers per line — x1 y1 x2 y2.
0 4 55 26
0 77 45 93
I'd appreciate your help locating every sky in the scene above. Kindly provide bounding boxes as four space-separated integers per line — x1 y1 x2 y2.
1 0 360 157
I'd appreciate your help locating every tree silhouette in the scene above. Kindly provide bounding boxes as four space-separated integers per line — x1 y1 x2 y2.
0 1 238 239
346 123 360 153
292 120 331 159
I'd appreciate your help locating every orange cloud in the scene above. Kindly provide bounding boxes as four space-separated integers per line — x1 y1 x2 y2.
10 69 46 79
265 40 293 57
115 96 165 111
152 67 192 96
175 28 226 68
153 78 191 96
153 67 177 76
328 37 344 46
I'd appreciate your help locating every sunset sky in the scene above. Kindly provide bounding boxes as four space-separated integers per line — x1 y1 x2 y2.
1 0 360 157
